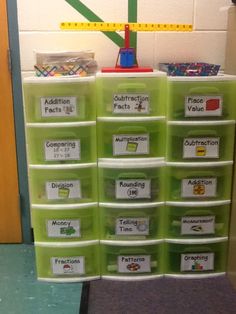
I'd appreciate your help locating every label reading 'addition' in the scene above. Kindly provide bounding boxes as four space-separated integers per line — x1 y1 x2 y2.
183 137 220 159
44 140 80 161
47 219 81 238
115 180 151 199
118 255 151 273
181 178 217 198
185 95 223 117
181 216 215 235
40 97 77 117
113 94 150 114
116 217 150 235
51 256 85 275
113 134 149 156
46 180 81 200
180 253 214 272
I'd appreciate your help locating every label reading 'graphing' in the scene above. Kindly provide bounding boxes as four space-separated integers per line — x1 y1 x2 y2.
181 253 214 272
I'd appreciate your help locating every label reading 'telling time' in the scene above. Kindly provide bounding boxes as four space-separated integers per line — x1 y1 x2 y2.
118 255 151 273
183 137 220 159
115 180 151 199
185 95 223 117
113 134 149 156
180 253 214 272
181 178 217 198
181 216 215 235
113 94 150 114
44 140 80 161
46 180 81 200
116 217 149 235
47 219 81 238
40 97 77 117
51 256 85 275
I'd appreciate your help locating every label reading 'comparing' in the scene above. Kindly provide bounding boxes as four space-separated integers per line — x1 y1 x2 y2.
185 95 222 117
180 253 214 272
46 180 81 200
181 178 217 198
113 134 149 156
40 97 77 117
181 216 215 235
113 94 150 114
118 255 151 273
51 256 85 275
47 219 81 238
44 140 80 161
183 137 220 159
116 217 150 235
115 180 151 199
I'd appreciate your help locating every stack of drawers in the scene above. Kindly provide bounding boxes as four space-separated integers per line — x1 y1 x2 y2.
23 76 100 282
96 71 167 280
165 75 236 278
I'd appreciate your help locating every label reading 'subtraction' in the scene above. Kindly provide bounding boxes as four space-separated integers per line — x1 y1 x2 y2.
44 140 80 161
113 94 150 114
51 256 85 275
181 216 215 235
116 218 149 235
113 134 149 156
185 95 222 117
47 219 81 238
181 253 214 272
183 137 220 159
46 180 81 200
118 255 151 273
115 180 151 199
181 178 217 198
40 97 77 117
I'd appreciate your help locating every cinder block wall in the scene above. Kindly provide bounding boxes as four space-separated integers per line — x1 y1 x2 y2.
17 0 232 77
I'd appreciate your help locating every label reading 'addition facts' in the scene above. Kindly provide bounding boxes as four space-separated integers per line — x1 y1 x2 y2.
181 178 217 198
41 97 77 117
113 134 149 156
47 219 81 238
44 140 80 161
51 256 85 275
185 96 222 117
181 216 215 235
115 180 151 199
181 253 214 272
116 217 149 235
118 255 151 273
183 137 220 159
113 94 150 114
46 180 81 200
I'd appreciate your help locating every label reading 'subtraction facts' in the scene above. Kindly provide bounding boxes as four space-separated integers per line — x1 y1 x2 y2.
115 180 151 199
47 219 81 238
113 94 150 114
181 178 217 198
44 140 80 161
113 134 149 156
181 216 215 235
181 253 214 272
116 218 149 235
41 97 77 117
46 180 81 200
51 256 85 275
183 137 220 159
185 95 222 117
118 255 151 273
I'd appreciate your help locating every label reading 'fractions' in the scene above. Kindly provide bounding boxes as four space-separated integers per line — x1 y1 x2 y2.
47 219 81 238
185 95 223 117
115 180 151 199
116 218 150 235
51 256 85 275
44 140 80 161
113 134 149 156
46 180 81 200
181 216 215 235
118 255 151 273
41 97 77 117
183 137 220 159
181 178 217 198
181 253 214 272
113 94 150 114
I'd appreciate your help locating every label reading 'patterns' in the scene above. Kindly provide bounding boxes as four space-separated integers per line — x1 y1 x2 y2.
118 255 151 273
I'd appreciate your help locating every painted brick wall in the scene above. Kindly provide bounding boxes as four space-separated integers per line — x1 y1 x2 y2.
17 0 233 76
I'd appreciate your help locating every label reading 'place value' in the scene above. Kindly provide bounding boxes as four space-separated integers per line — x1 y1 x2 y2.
51 256 85 275
115 180 151 199
118 255 151 273
113 94 150 114
47 219 81 238
183 137 220 159
41 97 77 117
181 253 214 272
116 218 149 235
181 178 217 198
44 140 80 161
181 216 215 235
185 95 222 117
113 134 149 156
46 180 81 200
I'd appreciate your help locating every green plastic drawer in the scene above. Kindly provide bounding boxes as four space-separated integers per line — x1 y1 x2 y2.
166 161 233 202
96 71 166 117
23 76 96 122
98 159 165 203
26 122 96 164
100 240 164 280
32 204 99 242
165 201 230 239
28 163 97 205
97 117 166 159
167 75 236 120
35 241 100 282
164 239 228 278
99 203 164 241
166 121 235 162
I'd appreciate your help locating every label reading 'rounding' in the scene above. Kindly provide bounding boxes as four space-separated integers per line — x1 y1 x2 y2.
51 256 85 275
183 137 220 159
115 180 151 199
181 178 217 198
181 216 215 235
113 134 149 156
116 217 149 235
118 255 151 273
47 219 81 238
46 180 81 200
44 140 80 161
185 95 222 117
41 97 77 117
113 94 150 114
180 253 214 272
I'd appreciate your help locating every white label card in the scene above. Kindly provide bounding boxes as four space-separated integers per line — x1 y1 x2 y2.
44 140 80 161
51 256 85 275
185 95 223 117
113 134 149 156
118 255 151 273
183 137 220 159
115 180 151 199
181 216 215 235
46 180 81 200
41 97 77 117
181 178 217 198
47 219 81 238
113 94 150 114
116 217 149 235
181 253 214 272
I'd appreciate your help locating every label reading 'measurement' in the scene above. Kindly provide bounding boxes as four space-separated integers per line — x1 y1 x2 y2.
181 216 215 235
113 94 150 114
181 253 214 272
181 178 217 198
41 97 77 117
46 180 81 200
115 180 151 199
118 255 151 273
44 140 80 161
183 137 220 159
47 219 81 238
113 134 149 156
185 95 223 117
116 218 149 235
51 256 85 275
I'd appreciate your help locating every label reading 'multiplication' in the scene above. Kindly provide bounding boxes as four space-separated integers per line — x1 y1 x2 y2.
47 219 81 238
181 178 217 198
51 256 85 275
115 180 151 199
46 180 81 199
185 95 222 117
116 218 149 235
113 134 149 156
183 137 220 159
40 97 77 117
180 253 214 272
44 140 80 161
118 255 151 273
113 94 150 114
181 216 215 235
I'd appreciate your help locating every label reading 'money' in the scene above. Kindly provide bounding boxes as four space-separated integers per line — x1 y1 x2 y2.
41 97 77 117
113 134 149 156
185 95 222 117
44 140 80 161
47 219 81 238
113 94 150 114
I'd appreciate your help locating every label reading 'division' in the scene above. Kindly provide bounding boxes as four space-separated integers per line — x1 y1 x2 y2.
185 95 222 117
113 134 149 156
115 180 151 199
113 94 150 114
47 219 81 238
44 140 80 161
51 256 85 275
118 255 151 273
181 253 214 272
46 180 81 200
183 137 220 159
40 97 77 117
181 216 215 235
181 178 217 198
116 217 149 235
